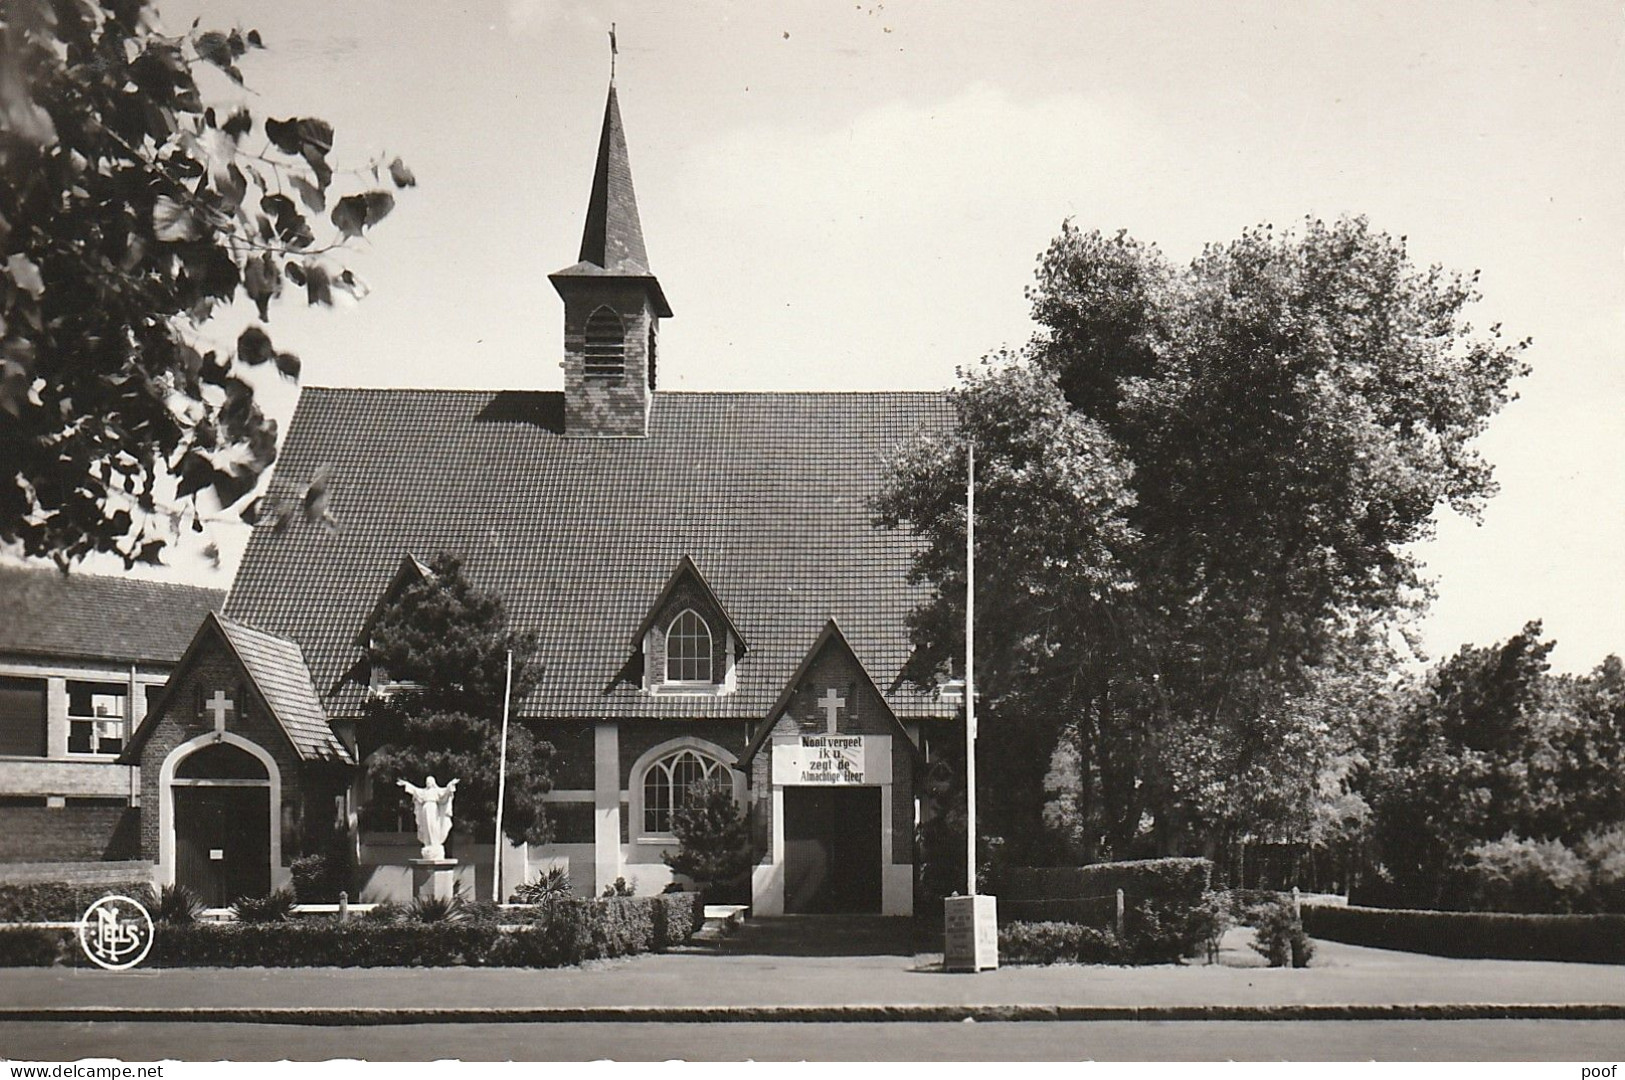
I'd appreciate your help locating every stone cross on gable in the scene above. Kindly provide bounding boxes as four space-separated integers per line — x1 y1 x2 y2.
817 687 846 735
205 690 234 734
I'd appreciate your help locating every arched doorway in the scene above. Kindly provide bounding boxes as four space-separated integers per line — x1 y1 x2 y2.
171 742 272 906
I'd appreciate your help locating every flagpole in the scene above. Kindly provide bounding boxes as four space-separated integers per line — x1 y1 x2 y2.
492 650 513 903
965 442 977 898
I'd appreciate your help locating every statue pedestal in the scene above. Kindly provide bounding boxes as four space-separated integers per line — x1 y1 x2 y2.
411 858 459 903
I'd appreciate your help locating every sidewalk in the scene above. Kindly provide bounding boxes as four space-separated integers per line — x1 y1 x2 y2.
3 929 1623 1023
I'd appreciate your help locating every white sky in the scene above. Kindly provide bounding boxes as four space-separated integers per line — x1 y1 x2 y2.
67 0 1624 673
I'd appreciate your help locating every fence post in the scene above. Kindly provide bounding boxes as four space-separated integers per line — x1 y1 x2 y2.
338 891 349 923
1291 886 1301 920
1115 888 1125 939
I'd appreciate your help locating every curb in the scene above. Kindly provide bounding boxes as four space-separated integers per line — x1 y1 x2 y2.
3 1003 1624 1025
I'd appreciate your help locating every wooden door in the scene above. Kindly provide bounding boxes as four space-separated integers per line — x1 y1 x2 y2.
174 786 271 907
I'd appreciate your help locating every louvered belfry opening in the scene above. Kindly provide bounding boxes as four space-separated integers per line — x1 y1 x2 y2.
584 306 627 382
550 83 671 436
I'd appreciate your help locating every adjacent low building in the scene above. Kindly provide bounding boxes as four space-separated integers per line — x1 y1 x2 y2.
0 565 224 876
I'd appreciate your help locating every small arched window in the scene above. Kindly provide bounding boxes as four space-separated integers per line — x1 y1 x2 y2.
665 609 712 684
642 748 728 835
583 306 626 382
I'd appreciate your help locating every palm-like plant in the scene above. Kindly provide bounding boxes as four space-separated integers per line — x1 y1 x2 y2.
146 883 204 924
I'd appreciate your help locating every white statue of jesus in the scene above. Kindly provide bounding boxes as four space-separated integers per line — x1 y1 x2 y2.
397 775 459 859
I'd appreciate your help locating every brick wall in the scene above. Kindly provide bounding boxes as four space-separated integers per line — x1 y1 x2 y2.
560 282 655 438
0 806 138 862
617 719 747 785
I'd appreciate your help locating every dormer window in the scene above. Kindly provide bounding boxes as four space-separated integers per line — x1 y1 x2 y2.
583 306 626 382
633 556 744 696
665 609 713 684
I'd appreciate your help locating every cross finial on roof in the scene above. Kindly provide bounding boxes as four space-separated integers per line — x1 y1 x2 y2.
609 23 617 85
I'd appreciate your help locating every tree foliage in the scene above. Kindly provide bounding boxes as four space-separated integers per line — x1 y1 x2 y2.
363 555 554 846
1363 621 1625 905
0 0 412 566
876 216 1529 862
662 780 753 898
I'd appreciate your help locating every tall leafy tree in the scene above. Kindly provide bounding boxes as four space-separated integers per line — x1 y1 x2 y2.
1365 623 1625 904
878 217 1529 862
363 555 555 846
0 0 412 566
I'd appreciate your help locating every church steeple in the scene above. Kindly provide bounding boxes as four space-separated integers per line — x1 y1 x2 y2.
551 79 671 438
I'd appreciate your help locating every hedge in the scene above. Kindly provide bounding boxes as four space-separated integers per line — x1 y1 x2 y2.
0 881 150 922
655 891 700 948
0 893 701 968
999 921 1124 965
0 927 74 966
997 894 1118 927
999 858 1212 907
997 858 1215 962
1302 903 1625 964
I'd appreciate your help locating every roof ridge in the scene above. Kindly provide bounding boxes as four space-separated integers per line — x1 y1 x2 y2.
215 611 300 647
0 564 226 595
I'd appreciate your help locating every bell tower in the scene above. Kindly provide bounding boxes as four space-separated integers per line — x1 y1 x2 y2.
550 82 672 438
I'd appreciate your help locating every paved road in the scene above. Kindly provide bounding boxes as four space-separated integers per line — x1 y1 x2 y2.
4 1020 1624 1061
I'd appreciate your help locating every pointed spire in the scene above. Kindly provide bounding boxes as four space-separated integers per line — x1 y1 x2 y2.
578 85 649 274
553 79 670 318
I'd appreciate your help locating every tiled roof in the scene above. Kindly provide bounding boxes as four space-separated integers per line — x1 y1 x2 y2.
225 389 957 724
0 565 224 665
215 615 353 764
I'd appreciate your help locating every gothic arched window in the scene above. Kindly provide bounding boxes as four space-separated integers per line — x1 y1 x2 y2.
583 306 626 382
665 609 712 684
641 747 728 835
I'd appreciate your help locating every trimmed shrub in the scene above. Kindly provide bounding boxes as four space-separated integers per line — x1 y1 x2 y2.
1456 834 1590 914
0 926 71 966
1250 898 1313 968
0 881 150 923
657 892 701 948
999 921 1124 965
1302 903 1625 964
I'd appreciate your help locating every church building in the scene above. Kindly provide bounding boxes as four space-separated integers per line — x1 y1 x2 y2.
122 82 959 915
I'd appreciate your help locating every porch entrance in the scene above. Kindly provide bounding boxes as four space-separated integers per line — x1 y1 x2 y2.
782 785 882 914
173 743 272 906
